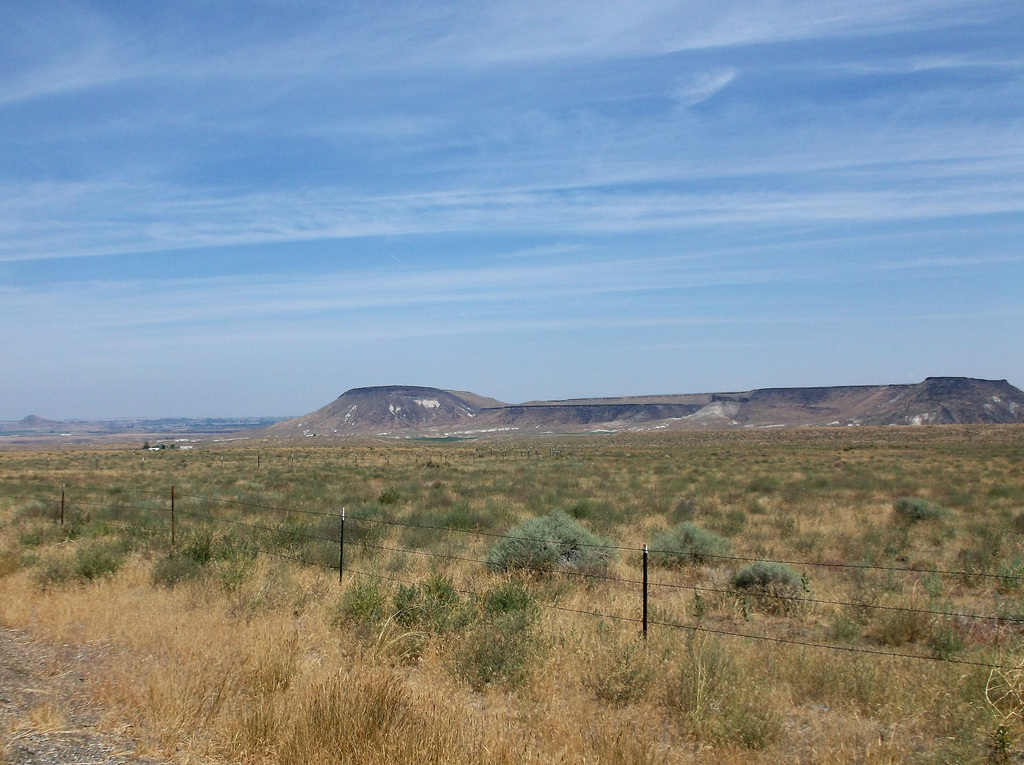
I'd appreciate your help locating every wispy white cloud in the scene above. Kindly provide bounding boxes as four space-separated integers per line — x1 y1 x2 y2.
0 257 763 329
1 0 996 105
5 229 1017 342
1 168 1021 262
316 0 992 72
0 4 154 106
675 68 738 106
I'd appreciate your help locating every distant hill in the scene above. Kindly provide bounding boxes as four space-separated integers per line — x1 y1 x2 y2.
0 416 285 440
263 377 1024 439
0 415 74 435
273 385 496 437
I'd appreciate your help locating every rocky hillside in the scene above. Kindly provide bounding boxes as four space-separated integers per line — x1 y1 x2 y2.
269 386 505 437
263 377 1024 438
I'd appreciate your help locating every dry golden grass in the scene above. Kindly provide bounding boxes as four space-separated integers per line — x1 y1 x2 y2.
2 426 1024 762
24 699 67 733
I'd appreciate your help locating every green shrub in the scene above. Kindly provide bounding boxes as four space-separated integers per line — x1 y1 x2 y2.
392 573 468 633
35 554 73 587
453 611 537 690
731 561 803 592
668 496 699 524
873 607 929 647
61 512 89 541
827 613 861 642
15 500 52 520
730 561 804 614
929 621 964 659
451 580 540 690
437 503 486 531
586 637 655 706
272 518 312 550
74 540 127 580
152 553 205 587
215 532 259 563
1011 512 1024 535
183 527 215 564
998 555 1024 589
716 507 748 537
649 522 731 567
333 504 390 548
377 488 401 505
567 500 592 520
482 578 538 619
955 523 1002 577
485 510 615 575
215 557 257 593
393 584 420 623
745 476 780 494
18 529 44 547
336 577 388 625
893 497 946 522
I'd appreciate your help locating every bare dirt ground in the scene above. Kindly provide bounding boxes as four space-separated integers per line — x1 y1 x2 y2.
0 627 168 765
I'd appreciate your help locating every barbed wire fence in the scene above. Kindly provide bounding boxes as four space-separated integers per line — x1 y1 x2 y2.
7 479 1024 672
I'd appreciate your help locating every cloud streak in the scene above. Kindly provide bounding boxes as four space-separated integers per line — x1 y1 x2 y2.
2 172 1020 263
676 68 738 106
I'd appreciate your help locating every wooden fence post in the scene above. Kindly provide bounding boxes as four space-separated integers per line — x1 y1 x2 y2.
339 507 346 583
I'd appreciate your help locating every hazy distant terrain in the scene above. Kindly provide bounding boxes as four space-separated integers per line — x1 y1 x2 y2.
0 415 285 447
5 377 1021 446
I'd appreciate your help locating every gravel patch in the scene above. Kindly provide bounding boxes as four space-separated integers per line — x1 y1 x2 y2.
0 627 170 765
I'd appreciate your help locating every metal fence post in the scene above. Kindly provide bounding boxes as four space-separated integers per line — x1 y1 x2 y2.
339 507 346 583
171 485 176 546
642 544 649 639
60 484 65 526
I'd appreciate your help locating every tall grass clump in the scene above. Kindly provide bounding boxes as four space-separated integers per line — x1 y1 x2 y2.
35 539 129 586
893 497 947 522
75 539 129 580
585 635 656 706
485 510 615 575
152 553 205 587
392 573 470 633
649 522 731 567
0 550 20 578
452 579 540 690
335 577 389 628
664 634 782 749
152 528 258 588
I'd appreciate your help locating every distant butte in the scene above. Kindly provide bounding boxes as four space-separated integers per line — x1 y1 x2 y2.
262 377 1024 439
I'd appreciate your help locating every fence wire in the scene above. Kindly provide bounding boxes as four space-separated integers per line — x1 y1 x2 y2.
9 480 1024 672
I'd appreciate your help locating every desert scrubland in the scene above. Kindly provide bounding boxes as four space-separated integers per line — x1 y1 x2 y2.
3 426 1024 763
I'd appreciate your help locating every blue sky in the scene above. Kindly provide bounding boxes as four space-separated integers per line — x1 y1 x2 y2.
1 1 1022 419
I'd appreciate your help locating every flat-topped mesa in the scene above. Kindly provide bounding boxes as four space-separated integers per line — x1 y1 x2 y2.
340 385 450 398
261 377 1024 438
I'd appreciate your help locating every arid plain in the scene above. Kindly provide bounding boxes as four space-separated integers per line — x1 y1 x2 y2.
3 425 1024 763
